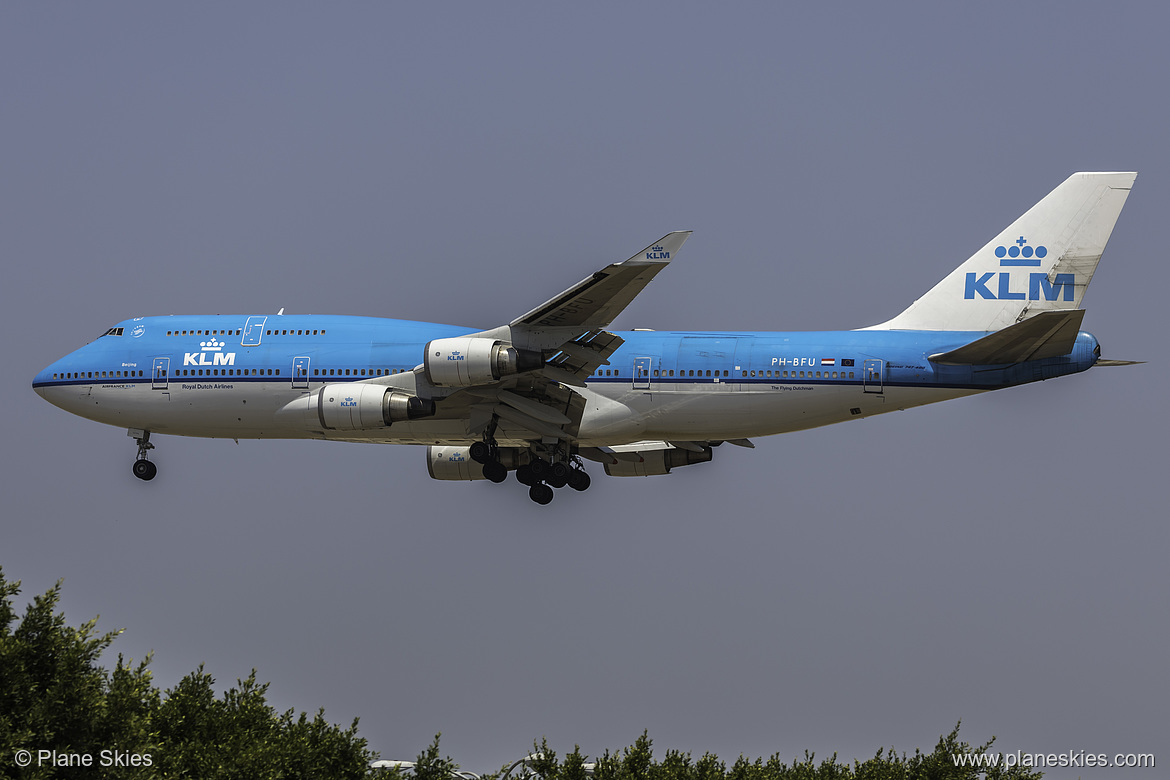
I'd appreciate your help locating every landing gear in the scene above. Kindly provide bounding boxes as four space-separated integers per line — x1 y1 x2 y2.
567 468 591 492
130 429 156 481
473 430 591 505
469 440 491 464
481 459 507 483
528 483 554 505
132 459 157 480
518 448 592 504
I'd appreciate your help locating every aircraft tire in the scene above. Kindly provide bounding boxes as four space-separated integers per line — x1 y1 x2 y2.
482 460 508 483
547 461 570 489
568 469 591 492
529 483 554 505
528 458 550 480
515 464 536 486
469 441 491 464
133 459 156 481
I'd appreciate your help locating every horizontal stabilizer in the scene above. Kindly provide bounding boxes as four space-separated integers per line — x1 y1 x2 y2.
929 309 1084 365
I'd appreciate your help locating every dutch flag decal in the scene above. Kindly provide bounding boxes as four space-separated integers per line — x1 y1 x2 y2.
821 358 835 366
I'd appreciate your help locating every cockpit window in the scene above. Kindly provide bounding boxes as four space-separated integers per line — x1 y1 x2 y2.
100 327 125 337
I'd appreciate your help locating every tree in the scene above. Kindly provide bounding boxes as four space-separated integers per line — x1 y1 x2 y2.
0 567 375 779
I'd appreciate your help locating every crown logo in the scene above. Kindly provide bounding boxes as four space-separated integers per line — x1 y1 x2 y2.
200 338 224 351
995 236 1047 266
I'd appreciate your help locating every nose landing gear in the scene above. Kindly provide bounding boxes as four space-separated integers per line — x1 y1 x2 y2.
129 429 157 481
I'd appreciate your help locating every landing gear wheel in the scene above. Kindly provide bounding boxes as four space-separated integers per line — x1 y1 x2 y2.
528 458 550 480
132 459 157 481
482 460 508 483
547 461 570 489
567 469 591 492
529 483 554 505
515 464 536 486
469 441 491 464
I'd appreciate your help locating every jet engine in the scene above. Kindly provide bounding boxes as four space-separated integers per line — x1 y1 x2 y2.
423 337 542 387
426 445 527 480
318 384 435 431
603 446 713 477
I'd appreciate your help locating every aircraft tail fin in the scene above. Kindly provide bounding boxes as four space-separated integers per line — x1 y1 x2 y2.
867 172 1135 332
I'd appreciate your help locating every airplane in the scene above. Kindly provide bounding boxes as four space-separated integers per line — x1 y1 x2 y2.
33 172 1138 505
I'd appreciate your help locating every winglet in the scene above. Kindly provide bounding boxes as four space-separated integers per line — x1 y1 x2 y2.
511 231 691 329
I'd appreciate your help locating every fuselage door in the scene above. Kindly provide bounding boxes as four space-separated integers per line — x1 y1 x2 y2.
152 357 170 390
292 356 310 389
633 357 652 389
863 358 884 394
241 316 266 347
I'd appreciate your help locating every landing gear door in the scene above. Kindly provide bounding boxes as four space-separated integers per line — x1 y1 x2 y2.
863 358 884 394
152 357 170 390
241 316 266 347
633 357 652 389
292 356 310 389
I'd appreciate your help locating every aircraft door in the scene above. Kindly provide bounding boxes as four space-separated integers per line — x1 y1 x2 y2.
292 356 310 389
241 316 266 346
863 359 884 394
633 357 652 389
152 357 170 390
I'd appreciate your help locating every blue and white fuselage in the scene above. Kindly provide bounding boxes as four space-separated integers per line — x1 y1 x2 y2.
32 316 1100 443
31 173 1138 503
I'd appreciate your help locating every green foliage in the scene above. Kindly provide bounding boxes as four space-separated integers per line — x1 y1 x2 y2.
0 566 375 779
490 726 1042 780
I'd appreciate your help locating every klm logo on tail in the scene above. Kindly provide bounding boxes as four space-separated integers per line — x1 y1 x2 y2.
646 245 670 260
965 237 1073 301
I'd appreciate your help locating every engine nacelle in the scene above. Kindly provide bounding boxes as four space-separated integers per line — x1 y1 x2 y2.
423 337 542 388
426 446 527 480
603 446 713 477
317 384 435 431
427 446 485 480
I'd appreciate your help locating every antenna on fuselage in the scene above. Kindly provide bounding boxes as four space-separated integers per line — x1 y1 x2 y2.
276 307 285 315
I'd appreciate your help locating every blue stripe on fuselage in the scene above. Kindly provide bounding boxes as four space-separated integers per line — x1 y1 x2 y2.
32 315 1099 391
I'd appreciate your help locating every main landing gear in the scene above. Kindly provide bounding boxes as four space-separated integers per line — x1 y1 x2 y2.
129 429 157 481
469 421 589 505
513 457 590 505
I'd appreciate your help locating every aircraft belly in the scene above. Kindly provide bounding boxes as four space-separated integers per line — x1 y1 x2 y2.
579 383 980 442
70 382 319 440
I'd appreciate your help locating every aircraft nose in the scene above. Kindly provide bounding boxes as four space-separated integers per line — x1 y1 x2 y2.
32 367 51 399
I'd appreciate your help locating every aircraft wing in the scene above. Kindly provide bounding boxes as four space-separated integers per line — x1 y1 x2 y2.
402 232 691 445
510 231 691 329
